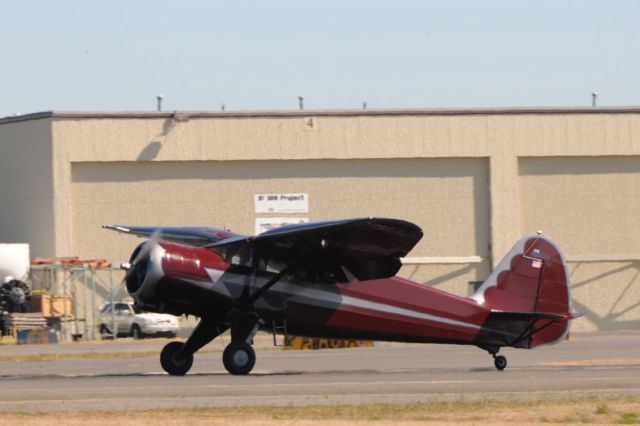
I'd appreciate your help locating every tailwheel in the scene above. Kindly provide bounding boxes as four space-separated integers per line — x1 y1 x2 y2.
160 341 194 376
493 354 507 371
223 341 256 375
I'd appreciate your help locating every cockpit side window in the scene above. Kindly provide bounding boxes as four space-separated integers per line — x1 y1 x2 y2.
230 246 253 267
210 240 253 267
257 258 287 274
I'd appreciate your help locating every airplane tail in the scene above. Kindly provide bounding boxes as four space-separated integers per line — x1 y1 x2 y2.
472 234 579 349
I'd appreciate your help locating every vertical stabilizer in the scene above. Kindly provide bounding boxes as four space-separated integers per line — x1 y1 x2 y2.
472 234 574 347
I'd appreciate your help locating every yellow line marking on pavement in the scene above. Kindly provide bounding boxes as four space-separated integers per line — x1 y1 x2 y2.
541 359 640 367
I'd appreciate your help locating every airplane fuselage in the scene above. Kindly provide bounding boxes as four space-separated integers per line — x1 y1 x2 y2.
137 241 493 347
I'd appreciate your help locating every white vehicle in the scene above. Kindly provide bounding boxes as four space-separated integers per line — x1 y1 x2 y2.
98 302 179 339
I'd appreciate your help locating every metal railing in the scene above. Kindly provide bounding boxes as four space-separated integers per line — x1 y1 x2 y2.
29 264 125 342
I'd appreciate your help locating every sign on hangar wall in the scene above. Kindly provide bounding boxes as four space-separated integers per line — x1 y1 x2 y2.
254 193 309 235
255 217 309 235
254 193 309 214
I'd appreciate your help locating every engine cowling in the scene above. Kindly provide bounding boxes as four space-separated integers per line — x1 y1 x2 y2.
125 240 230 316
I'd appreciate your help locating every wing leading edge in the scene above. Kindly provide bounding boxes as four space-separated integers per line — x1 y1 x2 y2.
102 225 244 246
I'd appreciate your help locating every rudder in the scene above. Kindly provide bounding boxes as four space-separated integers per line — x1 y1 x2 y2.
472 234 574 347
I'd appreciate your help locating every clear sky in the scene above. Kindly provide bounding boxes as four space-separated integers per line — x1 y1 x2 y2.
1 1 639 117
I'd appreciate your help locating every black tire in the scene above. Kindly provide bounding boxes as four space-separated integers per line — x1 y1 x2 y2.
99 324 113 338
223 341 256 375
131 324 144 339
494 355 507 371
0 280 31 313
160 341 193 376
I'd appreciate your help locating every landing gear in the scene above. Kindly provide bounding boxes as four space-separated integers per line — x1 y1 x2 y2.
160 341 193 376
481 345 508 371
223 341 256 375
159 316 228 376
493 354 507 371
222 310 259 376
157 311 259 376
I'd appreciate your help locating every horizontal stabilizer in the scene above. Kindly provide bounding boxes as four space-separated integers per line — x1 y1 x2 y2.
489 310 569 321
476 309 582 349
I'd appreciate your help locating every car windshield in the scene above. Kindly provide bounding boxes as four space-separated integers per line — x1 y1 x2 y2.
132 305 144 314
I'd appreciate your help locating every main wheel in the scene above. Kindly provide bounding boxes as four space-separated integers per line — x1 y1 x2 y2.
494 355 507 370
223 341 256 375
160 341 194 376
131 324 144 339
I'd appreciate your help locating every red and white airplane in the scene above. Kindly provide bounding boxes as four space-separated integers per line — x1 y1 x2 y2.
104 218 580 376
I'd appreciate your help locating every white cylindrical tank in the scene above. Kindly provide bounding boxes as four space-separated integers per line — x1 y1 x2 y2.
0 244 30 283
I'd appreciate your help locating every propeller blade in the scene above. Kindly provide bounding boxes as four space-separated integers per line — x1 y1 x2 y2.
107 275 128 302
131 228 162 266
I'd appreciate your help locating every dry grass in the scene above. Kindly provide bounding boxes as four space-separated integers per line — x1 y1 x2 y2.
0 395 638 425
0 351 164 363
0 344 277 363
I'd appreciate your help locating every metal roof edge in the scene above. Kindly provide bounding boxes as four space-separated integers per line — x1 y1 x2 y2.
3 106 640 124
0 111 54 125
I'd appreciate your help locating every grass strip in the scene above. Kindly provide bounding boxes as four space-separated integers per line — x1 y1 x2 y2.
1 395 638 425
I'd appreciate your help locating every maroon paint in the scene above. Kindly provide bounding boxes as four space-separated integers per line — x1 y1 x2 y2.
159 242 229 281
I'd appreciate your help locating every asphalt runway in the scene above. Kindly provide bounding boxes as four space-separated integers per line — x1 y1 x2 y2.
0 331 638 412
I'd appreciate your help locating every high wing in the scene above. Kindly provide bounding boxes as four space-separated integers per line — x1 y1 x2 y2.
256 218 422 257
225 218 423 282
102 225 245 247
104 218 423 281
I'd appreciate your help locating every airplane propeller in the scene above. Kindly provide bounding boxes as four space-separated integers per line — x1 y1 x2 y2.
102 229 163 338
106 278 128 305
115 229 163 298
127 228 162 270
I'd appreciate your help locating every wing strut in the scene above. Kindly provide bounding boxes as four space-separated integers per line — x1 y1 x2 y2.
238 249 310 309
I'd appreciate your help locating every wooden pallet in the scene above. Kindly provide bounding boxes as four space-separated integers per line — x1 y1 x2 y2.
2 312 48 330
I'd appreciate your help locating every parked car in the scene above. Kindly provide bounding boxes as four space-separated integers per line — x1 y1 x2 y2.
98 301 179 338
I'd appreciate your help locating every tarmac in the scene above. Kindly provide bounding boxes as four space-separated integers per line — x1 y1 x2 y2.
0 330 638 412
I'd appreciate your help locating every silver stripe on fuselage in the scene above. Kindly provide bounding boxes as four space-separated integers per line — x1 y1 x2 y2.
338 294 481 330
182 271 482 331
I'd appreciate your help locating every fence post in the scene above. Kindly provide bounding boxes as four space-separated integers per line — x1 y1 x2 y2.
90 266 97 341
109 266 116 340
62 265 67 342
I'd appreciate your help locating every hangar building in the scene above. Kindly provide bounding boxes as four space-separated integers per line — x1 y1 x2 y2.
1 107 640 332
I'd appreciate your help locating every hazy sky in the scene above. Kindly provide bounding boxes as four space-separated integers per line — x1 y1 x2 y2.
1 1 639 117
